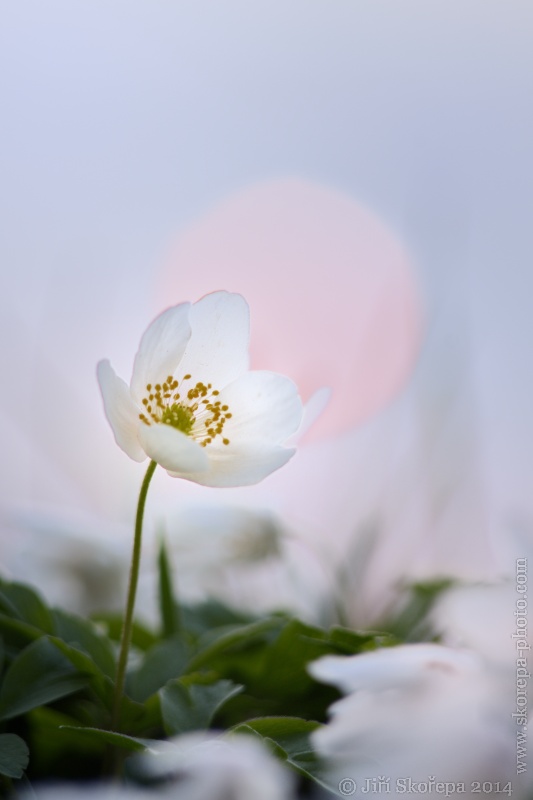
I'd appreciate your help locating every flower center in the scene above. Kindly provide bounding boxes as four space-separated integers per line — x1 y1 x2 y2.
138 374 231 447
161 403 194 435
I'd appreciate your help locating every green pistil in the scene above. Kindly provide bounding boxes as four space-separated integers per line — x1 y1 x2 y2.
161 403 194 435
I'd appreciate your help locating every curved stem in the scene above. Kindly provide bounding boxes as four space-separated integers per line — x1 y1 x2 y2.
111 459 157 731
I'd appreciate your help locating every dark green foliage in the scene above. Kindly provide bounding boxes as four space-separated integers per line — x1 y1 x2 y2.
0 557 425 794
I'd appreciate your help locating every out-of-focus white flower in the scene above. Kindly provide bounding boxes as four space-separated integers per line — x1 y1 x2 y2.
141 504 333 623
309 644 517 793
4 502 332 623
25 735 296 800
164 505 284 570
97 291 303 487
135 731 295 800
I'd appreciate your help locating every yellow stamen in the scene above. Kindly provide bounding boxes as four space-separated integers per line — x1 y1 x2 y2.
138 371 231 447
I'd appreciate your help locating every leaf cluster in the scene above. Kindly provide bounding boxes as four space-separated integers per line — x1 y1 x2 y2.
0 544 445 796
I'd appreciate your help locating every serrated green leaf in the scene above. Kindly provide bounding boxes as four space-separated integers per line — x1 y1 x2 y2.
0 637 88 720
128 635 191 703
159 676 243 735
158 538 180 637
0 733 30 778
52 609 116 680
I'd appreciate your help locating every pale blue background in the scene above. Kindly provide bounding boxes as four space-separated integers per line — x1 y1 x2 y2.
0 1 531 576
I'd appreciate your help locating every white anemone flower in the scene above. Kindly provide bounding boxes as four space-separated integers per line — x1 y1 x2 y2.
97 291 303 487
308 644 517 792
135 731 295 800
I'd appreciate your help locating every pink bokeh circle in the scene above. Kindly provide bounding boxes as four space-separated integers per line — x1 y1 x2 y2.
155 179 422 440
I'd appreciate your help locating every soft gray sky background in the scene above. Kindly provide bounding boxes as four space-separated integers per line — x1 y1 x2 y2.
0 1 531 587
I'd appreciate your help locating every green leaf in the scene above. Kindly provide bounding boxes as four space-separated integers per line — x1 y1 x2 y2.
0 733 30 778
0 612 43 654
58 725 155 753
52 609 116 680
185 616 343 723
326 626 393 654
49 636 113 707
180 598 258 636
188 617 285 671
231 716 320 758
231 717 333 792
159 676 243 735
27 705 104 776
122 692 162 738
128 635 191 703
158 538 180 637
0 637 88 720
258 619 334 699
0 581 54 633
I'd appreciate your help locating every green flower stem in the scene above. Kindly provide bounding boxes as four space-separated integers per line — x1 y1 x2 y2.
111 459 157 731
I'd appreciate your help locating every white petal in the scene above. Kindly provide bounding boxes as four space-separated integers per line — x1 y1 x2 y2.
138 422 208 474
285 386 331 446
97 360 146 462
308 645 479 694
168 440 295 487
176 291 250 390
214 370 303 445
130 302 191 403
